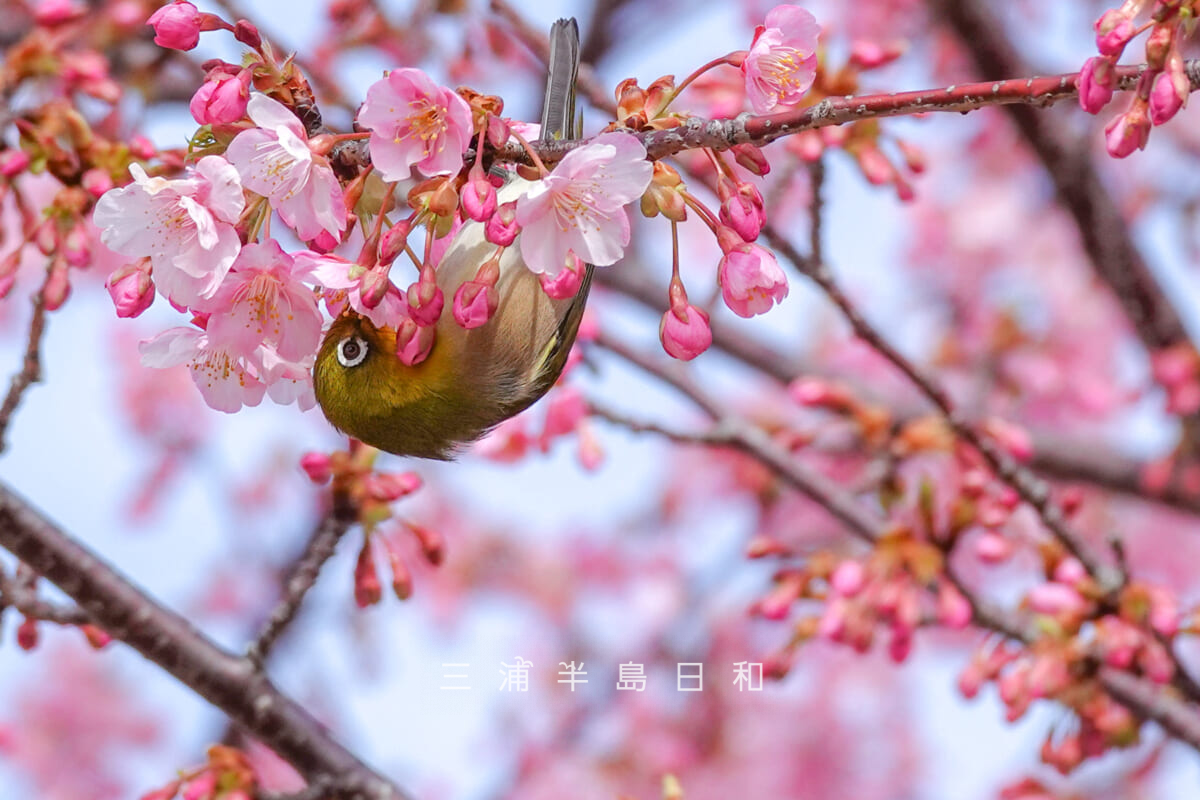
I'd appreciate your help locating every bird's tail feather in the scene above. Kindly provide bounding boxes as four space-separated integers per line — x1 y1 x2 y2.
540 18 580 141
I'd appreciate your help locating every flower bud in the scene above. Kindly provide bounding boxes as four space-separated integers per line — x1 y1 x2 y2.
1104 99 1152 157
354 539 382 608
485 201 519 246
731 143 771 176
395 317 435 365
147 1 203 50
106 260 155 318
1078 56 1115 113
538 254 586 299
299 451 332 484
452 279 498 329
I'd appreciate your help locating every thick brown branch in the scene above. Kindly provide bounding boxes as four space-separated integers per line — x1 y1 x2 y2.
0 482 412 800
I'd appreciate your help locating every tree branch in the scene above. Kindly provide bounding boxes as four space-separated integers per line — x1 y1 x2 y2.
927 0 1199 425
0 482 412 800
0 291 46 453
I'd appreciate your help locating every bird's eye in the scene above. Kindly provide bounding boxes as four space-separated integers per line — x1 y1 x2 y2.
337 335 369 368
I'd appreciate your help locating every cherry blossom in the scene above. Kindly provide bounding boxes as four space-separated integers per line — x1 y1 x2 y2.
93 156 245 307
139 326 267 413
742 4 820 113
718 242 789 317
225 94 346 242
515 132 652 276
358 68 473 179
200 240 323 363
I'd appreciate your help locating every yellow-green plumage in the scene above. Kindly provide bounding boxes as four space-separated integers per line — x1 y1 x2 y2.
313 18 589 459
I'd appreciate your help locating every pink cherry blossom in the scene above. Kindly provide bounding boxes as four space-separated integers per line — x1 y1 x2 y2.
358 68 473 179
146 1 202 50
742 5 820 114
260 346 316 411
718 243 789 317
515 132 652 276
139 326 266 413
190 70 251 125
659 302 712 361
225 94 346 242
201 240 323 363
93 155 244 307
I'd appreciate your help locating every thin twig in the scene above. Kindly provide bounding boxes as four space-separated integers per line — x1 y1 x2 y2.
764 228 1123 590
592 334 1200 750
246 494 356 668
0 291 46 453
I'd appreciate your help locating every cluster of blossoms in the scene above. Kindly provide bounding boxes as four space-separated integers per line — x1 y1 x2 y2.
1079 0 1197 156
89 2 826 415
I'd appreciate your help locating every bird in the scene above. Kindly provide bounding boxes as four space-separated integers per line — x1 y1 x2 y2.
313 18 589 460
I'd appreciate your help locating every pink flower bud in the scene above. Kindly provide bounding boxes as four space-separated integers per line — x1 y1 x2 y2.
957 659 985 699
233 19 261 49
984 417 1033 462
485 201 519 246
887 629 912 663
82 624 112 649
106 261 155 318
354 539 382 608
16 618 37 651
358 266 392 310
35 0 85 26
975 531 1013 564
129 135 156 160
1028 582 1089 617
659 303 712 361
1138 639 1174 683
379 219 412 265
1094 11 1135 57
719 182 766 242
299 451 332 484
937 583 972 629
1051 557 1086 586
1105 101 1151 157
538 254 586 299
407 522 445 566
42 263 71 311
1078 56 1116 114
394 318 435 366
366 471 422 502
731 143 770 176
405 275 444 326
181 771 216 800
1149 69 1185 125
383 537 413 600
830 559 866 597
1148 586 1179 636
540 387 587 445
461 168 498 222
0 149 30 177
849 39 906 69
452 280 498 329
147 1 203 50
855 144 896 185
189 70 250 125
81 167 114 198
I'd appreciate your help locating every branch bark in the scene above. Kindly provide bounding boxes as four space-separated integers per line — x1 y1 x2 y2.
0 482 412 800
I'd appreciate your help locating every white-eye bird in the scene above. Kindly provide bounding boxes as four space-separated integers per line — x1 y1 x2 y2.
313 19 590 460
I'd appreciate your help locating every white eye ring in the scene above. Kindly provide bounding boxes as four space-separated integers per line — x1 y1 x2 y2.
336 335 369 368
